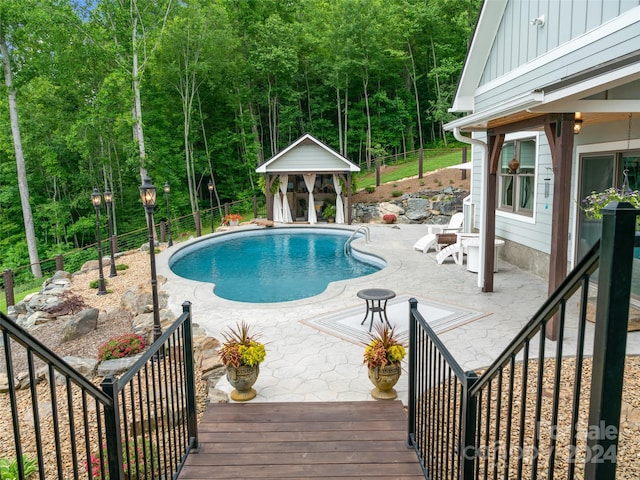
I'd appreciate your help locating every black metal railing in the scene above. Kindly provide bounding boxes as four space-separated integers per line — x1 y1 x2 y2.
2 196 267 309
0 301 198 479
407 201 638 479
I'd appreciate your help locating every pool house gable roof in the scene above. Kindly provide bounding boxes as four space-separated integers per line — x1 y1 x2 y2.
255 133 360 174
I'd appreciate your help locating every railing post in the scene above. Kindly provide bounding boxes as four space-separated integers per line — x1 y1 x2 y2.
3 269 15 307
160 220 167 243
253 196 258 219
406 298 418 448
194 211 202 237
418 148 424 179
461 371 479 480
55 254 64 271
584 201 638 480
182 301 199 450
100 376 125 479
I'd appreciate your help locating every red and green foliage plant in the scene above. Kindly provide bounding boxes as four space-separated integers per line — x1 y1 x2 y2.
98 334 146 362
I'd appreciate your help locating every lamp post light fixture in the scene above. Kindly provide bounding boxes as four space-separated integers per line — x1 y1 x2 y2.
164 182 173 247
103 188 117 277
140 175 162 345
91 187 107 295
208 180 214 233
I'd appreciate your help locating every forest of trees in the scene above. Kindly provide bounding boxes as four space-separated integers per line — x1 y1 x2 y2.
0 0 480 276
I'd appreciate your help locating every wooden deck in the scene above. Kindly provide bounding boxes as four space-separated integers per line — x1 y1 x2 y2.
178 400 425 479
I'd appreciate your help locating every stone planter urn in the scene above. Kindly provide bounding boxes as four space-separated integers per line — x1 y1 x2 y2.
368 363 401 400
227 364 259 401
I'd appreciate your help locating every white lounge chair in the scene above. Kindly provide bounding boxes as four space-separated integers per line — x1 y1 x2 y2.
413 212 464 253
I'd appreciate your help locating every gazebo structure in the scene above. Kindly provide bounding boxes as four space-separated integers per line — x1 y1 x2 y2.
256 133 360 224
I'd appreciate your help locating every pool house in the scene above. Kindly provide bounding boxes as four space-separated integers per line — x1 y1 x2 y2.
255 133 360 224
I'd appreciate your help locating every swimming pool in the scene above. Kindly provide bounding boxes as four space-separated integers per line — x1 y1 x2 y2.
168 227 385 303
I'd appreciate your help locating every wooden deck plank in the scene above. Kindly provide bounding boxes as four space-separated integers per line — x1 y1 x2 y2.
178 400 424 479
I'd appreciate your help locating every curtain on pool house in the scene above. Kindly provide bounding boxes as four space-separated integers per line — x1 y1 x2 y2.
280 174 293 223
304 173 317 224
333 174 345 224
273 188 283 222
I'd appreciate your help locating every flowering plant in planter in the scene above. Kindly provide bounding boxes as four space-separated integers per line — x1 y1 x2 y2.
219 321 266 368
223 213 242 225
382 213 397 224
581 187 640 224
363 324 406 369
98 333 146 362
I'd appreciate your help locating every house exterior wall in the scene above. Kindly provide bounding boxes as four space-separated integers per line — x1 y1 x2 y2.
468 116 640 277
481 0 640 85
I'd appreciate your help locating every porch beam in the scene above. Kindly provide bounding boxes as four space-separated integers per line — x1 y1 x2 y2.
545 113 575 340
488 114 550 135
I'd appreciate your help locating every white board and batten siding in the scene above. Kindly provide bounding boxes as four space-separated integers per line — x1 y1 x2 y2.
476 1 640 112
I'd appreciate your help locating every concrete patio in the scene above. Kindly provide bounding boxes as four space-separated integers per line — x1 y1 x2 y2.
156 223 640 404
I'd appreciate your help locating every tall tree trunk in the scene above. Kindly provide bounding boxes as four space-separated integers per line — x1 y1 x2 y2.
131 13 146 177
0 33 42 277
336 83 343 155
363 75 372 170
343 76 349 158
198 91 222 217
407 42 423 150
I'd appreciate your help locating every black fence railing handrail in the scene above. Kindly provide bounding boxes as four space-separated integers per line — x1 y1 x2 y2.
468 239 601 397
0 311 113 406
118 304 190 387
408 297 467 382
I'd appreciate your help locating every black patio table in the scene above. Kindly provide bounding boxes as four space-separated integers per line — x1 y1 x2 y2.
357 288 396 332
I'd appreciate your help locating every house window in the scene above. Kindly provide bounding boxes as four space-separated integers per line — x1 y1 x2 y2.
498 138 536 215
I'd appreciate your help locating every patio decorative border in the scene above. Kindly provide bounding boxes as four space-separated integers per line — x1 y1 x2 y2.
301 294 487 345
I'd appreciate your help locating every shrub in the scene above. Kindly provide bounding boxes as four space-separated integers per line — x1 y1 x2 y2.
89 278 108 289
116 264 129 271
391 190 403 197
85 439 156 479
44 292 88 316
98 334 146 361
365 186 375 193
0 455 37 479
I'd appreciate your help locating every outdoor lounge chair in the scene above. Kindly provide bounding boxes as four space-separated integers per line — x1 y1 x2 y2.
413 212 464 254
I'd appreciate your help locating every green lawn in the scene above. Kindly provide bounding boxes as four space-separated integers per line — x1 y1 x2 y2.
355 150 464 190
1 287 40 314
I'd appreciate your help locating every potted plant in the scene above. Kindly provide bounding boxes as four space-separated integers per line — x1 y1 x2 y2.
581 187 640 225
363 324 406 400
223 213 242 226
322 204 337 223
219 321 266 401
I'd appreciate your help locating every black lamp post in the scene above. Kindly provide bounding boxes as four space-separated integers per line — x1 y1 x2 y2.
164 181 173 247
103 188 117 277
140 175 162 345
91 188 107 295
208 180 214 233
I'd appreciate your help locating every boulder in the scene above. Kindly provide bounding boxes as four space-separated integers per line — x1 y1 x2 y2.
97 354 143 377
60 308 99 342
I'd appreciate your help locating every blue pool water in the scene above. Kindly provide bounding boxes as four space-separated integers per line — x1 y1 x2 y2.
169 228 384 302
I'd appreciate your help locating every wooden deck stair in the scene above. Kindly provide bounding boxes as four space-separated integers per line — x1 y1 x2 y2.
178 400 424 479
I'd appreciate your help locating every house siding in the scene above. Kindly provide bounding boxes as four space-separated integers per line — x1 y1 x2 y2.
469 132 553 255
481 0 640 85
476 22 640 112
